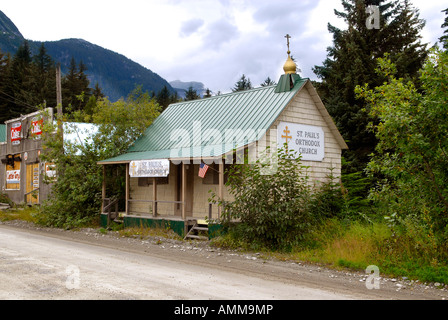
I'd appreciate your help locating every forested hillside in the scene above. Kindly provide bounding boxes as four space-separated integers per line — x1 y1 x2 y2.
0 10 175 103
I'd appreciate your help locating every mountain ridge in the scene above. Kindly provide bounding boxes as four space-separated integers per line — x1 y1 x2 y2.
169 80 206 98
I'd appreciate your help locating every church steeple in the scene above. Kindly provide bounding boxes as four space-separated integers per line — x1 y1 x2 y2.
283 34 297 75
275 34 301 93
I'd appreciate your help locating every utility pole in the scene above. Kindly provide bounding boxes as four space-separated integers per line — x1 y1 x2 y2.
56 63 63 138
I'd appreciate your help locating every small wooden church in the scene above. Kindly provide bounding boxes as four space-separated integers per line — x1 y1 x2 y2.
99 38 348 237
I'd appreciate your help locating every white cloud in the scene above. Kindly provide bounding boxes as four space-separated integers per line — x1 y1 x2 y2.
1 0 447 94
180 18 205 38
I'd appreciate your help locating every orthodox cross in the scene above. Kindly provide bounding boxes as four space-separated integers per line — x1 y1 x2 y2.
282 126 292 144
285 34 291 53
130 161 137 176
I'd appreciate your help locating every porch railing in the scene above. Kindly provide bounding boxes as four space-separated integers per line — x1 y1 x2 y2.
24 188 40 204
103 196 119 228
127 199 184 217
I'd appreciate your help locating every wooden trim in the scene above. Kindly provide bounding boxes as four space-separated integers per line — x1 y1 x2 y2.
97 161 131 165
125 163 130 215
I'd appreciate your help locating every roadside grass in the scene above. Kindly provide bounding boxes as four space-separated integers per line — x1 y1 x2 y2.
211 218 448 285
117 224 183 241
0 206 39 223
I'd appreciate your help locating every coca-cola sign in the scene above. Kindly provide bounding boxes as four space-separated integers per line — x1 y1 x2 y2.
11 122 21 145
31 118 43 137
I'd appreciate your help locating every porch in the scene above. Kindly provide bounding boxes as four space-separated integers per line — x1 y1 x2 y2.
100 160 228 238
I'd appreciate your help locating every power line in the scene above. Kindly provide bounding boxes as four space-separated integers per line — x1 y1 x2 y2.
0 89 37 110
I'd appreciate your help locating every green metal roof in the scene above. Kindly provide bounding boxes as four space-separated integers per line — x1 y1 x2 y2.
275 74 302 93
100 78 308 164
0 124 6 143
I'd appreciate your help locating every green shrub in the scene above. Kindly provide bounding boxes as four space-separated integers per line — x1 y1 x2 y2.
212 147 318 250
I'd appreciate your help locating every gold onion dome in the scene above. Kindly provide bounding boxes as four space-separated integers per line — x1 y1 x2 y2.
283 51 296 74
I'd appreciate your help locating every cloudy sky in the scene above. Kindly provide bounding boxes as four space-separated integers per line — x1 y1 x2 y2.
2 0 447 94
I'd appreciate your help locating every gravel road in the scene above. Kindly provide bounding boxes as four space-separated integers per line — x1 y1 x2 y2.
0 220 447 301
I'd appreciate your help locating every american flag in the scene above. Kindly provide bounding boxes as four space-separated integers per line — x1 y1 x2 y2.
198 163 209 178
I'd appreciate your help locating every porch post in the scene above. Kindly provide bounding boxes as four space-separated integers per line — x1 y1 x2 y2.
181 162 186 220
101 165 106 213
125 163 129 215
218 160 224 219
152 177 157 217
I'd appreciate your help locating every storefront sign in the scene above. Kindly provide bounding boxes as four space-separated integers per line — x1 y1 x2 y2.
277 122 325 161
6 170 20 184
129 159 170 177
45 163 56 179
11 122 21 145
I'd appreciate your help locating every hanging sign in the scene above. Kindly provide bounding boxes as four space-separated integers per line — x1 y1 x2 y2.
6 170 21 184
11 122 22 145
277 122 325 161
129 159 170 177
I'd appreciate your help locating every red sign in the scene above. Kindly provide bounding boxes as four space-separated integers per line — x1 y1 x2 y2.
11 122 21 145
31 118 43 136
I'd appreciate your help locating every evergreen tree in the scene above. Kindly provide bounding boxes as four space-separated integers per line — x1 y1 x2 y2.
313 0 427 172
77 61 91 96
232 74 253 92
203 88 212 98
169 91 180 105
261 77 277 87
3 40 36 118
156 85 171 111
92 82 104 100
0 51 12 123
441 8 448 50
184 86 200 101
30 43 56 108
61 57 92 114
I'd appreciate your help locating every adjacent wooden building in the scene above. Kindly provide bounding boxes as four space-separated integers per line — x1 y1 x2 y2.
0 108 54 205
0 109 97 206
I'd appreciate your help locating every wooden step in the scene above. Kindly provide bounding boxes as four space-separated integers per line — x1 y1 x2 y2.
185 234 208 240
184 221 209 241
192 226 208 231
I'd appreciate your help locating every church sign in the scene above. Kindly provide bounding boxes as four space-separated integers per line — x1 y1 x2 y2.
129 159 170 178
277 122 324 161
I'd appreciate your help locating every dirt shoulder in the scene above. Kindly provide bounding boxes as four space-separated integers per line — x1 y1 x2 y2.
1 219 447 300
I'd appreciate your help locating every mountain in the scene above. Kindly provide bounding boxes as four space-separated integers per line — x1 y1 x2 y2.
39 38 175 101
0 10 175 101
0 10 23 53
170 80 206 98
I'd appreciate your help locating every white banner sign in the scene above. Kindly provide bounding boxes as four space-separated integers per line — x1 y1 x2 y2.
277 122 325 161
6 170 21 184
129 159 170 177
